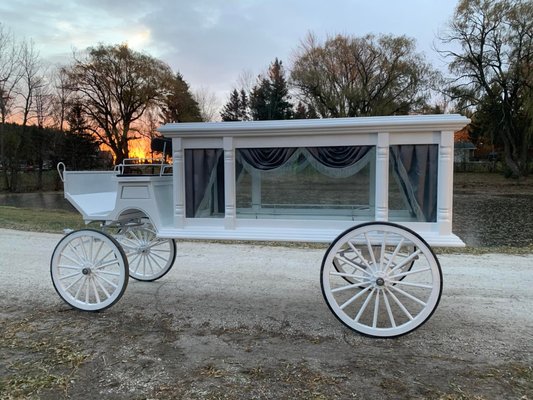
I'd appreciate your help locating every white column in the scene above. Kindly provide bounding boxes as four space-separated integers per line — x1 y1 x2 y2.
374 132 389 221
172 137 185 228
223 137 236 229
437 131 454 235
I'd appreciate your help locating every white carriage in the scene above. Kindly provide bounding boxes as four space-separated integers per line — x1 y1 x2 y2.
52 114 469 337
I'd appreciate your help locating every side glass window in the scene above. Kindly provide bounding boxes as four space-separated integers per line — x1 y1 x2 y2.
184 149 225 218
388 144 438 222
235 146 375 220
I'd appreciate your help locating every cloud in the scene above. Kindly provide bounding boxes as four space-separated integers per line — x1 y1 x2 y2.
0 0 459 100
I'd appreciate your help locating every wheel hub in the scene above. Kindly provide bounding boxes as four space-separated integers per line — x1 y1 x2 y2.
372 271 388 288
138 245 150 255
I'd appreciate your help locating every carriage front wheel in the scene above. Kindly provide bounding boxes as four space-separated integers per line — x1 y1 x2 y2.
51 229 129 311
321 222 442 338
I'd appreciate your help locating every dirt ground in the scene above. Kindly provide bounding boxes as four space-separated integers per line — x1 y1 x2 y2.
1 228 532 400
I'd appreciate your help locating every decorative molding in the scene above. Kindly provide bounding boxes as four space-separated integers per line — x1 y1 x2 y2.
223 138 236 229
172 138 185 228
375 132 389 221
437 131 454 235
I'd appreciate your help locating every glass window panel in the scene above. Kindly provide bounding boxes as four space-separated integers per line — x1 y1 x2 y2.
388 144 438 222
236 147 375 220
185 149 225 218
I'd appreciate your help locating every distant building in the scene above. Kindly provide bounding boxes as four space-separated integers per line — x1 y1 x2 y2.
454 141 476 163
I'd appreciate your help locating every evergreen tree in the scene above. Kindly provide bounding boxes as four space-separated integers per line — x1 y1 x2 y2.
63 102 101 169
221 88 249 121
239 89 249 120
160 73 202 123
293 101 318 119
249 58 293 120
249 78 270 120
221 89 241 121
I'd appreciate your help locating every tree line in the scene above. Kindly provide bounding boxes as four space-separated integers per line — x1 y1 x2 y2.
221 0 532 178
0 28 204 192
1 0 531 185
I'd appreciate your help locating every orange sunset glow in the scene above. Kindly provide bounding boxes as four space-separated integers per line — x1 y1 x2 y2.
128 137 153 160
98 137 154 162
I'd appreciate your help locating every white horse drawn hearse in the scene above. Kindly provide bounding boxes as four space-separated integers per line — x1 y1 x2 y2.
52 114 469 338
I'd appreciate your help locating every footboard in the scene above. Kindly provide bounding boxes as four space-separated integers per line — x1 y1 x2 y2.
61 169 117 220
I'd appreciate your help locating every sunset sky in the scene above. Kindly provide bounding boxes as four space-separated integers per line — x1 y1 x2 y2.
1 0 460 103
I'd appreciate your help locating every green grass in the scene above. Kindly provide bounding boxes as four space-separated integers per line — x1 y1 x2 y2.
0 206 86 233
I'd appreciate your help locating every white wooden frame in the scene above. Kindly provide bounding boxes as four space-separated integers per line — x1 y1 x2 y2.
60 115 468 246
154 115 469 246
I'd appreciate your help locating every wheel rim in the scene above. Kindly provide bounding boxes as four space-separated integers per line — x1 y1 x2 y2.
51 229 128 311
116 225 176 281
321 222 442 338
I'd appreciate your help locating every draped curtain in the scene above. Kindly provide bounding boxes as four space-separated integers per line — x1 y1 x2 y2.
239 148 297 170
390 145 438 222
305 146 372 178
185 145 438 222
306 146 371 168
185 149 225 218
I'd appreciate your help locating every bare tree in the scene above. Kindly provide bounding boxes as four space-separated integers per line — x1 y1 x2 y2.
34 83 53 129
50 68 73 132
439 0 533 177
236 69 254 94
6 39 47 190
17 39 45 127
64 44 175 164
291 33 437 118
32 81 55 189
0 23 21 183
194 87 221 122
138 109 160 159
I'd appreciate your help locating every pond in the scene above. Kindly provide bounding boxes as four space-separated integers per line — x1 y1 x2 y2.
0 189 532 248
0 192 76 212
452 191 533 247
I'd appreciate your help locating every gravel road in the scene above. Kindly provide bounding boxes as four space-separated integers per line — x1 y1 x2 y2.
1 228 532 399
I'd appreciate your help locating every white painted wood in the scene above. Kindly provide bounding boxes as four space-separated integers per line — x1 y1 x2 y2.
172 137 185 228
375 132 389 221
437 131 455 236
223 137 236 229
155 225 465 247
159 114 470 137
63 115 470 247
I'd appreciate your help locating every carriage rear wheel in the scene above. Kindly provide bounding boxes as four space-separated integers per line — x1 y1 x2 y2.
115 223 176 282
321 222 442 338
50 229 128 311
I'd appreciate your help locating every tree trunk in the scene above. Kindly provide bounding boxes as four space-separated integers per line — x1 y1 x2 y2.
37 160 43 190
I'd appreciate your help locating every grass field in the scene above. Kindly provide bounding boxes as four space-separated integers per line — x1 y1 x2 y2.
0 206 86 233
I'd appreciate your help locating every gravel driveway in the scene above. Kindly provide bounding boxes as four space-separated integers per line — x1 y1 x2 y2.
1 228 532 399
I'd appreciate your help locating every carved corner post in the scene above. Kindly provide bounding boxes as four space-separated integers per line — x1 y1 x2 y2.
374 132 389 221
172 137 185 228
223 137 236 229
437 131 454 235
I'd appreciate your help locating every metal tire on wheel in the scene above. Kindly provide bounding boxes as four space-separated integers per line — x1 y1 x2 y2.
321 222 442 338
116 224 176 281
50 229 128 311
